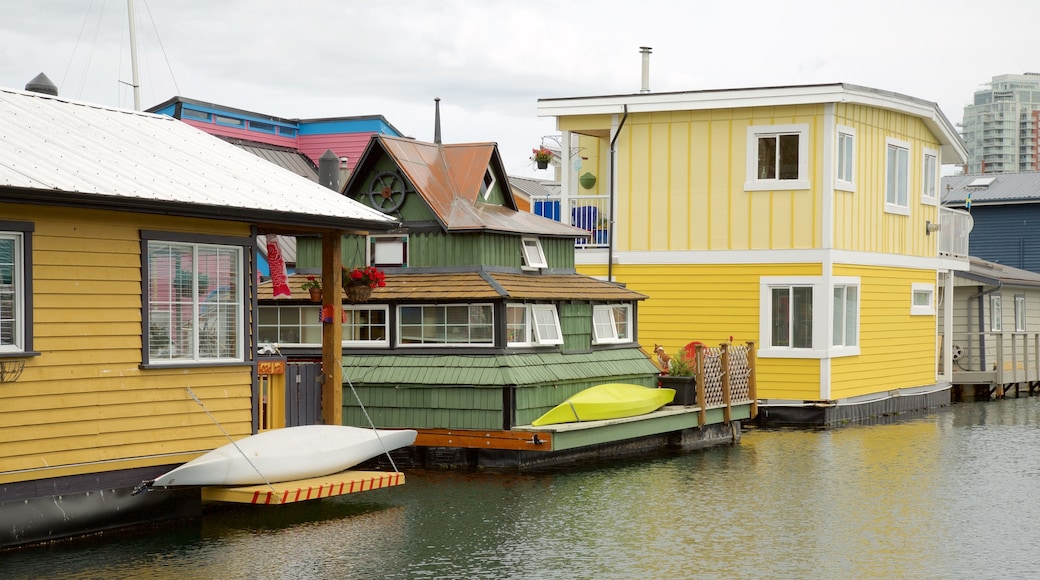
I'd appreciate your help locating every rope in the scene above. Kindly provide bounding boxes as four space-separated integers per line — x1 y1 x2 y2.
185 386 275 493
343 372 400 473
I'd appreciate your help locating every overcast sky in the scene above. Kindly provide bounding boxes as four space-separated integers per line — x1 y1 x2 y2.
2 0 1038 178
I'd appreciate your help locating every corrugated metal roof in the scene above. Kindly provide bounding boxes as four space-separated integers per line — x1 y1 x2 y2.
0 87 396 230
959 256 1040 287
509 175 560 201
258 271 647 301
220 138 318 182
941 172 1040 205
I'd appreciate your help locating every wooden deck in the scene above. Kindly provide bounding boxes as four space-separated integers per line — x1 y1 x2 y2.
201 471 405 505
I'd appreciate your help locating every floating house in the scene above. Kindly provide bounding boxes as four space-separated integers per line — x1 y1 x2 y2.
257 114 757 468
0 82 396 549
537 78 973 425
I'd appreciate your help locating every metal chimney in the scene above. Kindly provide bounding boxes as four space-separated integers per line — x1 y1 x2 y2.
639 47 652 94
25 72 58 96
434 97 442 145
318 149 341 192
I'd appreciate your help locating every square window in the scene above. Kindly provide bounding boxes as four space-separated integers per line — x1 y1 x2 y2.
745 124 810 191
370 235 407 267
911 283 935 316
592 304 633 344
520 237 548 269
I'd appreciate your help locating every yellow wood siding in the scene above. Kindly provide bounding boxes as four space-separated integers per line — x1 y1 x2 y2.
599 105 824 253
830 264 937 399
832 104 942 257
0 205 254 484
590 262 821 400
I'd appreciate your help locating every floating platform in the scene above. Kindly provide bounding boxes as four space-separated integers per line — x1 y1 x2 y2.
201 470 405 505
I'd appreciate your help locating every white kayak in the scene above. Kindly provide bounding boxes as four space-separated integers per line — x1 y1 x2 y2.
152 425 417 487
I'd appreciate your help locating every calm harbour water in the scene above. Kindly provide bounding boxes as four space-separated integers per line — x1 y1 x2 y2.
3 396 1040 579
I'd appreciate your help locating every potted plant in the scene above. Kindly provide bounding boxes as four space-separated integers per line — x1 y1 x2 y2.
301 275 322 302
342 265 387 303
532 146 552 169
658 348 697 406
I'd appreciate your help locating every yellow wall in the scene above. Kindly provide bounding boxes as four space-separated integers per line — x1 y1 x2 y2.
0 205 255 484
830 264 938 399
832 103 942 258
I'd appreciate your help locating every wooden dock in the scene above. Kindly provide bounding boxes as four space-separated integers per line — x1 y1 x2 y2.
201 471 405 505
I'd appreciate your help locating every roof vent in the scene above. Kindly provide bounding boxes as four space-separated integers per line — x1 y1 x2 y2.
25 72 57 96
639 47 652 93
318 149 341 192
434 97 442 145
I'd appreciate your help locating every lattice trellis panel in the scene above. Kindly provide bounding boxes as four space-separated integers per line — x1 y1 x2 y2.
698 344 754 407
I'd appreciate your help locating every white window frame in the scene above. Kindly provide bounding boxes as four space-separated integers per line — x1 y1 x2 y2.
479 167 496 200
1015 295 1026 332
259 305 323 346
397 303 495 347
921 148 938 206
835 125 856 192
369 235 408 268
520 237 548 269
144 237 245 365
885 137 911 215
343 305 390 347
507 303 564 346
506 303 534 346
0 231 27 354
759 276 860 359
745 123 811 192
832 282 860 352
531 304 563 345
911 283 935 316
592 303 633 345
990 295 1002 332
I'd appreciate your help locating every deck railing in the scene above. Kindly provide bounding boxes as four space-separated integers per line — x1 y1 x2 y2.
949 331 1040 386
532 194 610 248
938 206 973 259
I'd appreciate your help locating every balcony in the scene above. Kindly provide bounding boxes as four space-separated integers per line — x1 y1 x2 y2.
533 194 610 249
938 206 973 259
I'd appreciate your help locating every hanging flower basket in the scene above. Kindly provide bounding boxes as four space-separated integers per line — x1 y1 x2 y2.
345 283 373 304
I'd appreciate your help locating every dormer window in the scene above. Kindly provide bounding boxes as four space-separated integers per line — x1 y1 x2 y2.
520 237 547 269
479 168 496 200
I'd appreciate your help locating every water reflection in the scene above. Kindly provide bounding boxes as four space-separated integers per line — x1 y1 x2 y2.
3 398 1040 579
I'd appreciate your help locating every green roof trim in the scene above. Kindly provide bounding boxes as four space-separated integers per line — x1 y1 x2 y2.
343 347 660 387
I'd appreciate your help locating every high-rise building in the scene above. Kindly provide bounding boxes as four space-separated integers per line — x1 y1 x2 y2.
960 73 1040 174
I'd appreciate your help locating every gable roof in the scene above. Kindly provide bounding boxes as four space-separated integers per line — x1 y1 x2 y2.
538 82 967 165
355 135 587 238
0 87 396 231
941 172 1040 206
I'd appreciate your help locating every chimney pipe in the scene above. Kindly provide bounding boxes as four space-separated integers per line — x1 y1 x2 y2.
318 149 341 192
25 72 58 96
639 47 652 94
434 97 442 145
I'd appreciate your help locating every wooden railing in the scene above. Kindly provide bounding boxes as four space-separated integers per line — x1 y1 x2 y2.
949 331 1040 386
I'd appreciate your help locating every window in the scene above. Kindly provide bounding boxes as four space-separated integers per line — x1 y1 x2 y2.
990 295 1002 332
769 285 814 349
370 235 408 267
832 285 858 347
398 304 493 346
479 168 496 200
144 236 245 364
507 303 564 346
520 237 547 269
885 138 910 214
592 304 633 344
259 305 389 347
745 124 810 191
911 283 935 316
1015 295 1026 331
922 148 938 205
836 126 856 191
259 305 322 345
0 223 33 354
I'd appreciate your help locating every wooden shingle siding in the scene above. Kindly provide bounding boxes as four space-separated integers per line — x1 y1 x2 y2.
0 206 254 484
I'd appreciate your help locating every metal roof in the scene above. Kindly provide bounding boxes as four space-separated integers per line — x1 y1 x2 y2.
0 87 396 231
941 172 1040 205
958 256 1040 287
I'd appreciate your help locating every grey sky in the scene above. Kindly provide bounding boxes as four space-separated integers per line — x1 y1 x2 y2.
2 0 1037 178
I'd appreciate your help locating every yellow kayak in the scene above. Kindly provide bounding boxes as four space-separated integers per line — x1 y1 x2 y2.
531 383 676 426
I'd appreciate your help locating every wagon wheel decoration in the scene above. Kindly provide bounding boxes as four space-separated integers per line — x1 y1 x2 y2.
366 171 409 213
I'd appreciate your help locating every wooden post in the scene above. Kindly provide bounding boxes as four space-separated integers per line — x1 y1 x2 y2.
746 341 758 419
321 231 344 426
695 343 706 427
720 342 732 424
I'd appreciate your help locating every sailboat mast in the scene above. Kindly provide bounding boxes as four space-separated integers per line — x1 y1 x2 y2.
127 0 141 110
